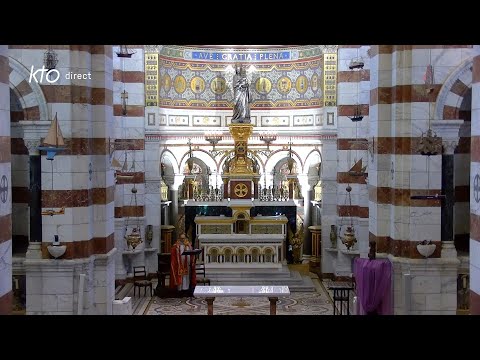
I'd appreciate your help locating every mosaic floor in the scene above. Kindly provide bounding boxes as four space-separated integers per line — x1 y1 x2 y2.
145 289 333 315
115 267 349 315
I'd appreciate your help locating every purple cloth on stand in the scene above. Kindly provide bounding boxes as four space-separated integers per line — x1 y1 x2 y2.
353 258 392 315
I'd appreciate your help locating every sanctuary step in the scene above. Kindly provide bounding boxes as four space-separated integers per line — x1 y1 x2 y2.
202 266 316 292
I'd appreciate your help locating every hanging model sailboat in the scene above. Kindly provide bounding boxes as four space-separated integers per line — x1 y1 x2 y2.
113 151 136 182
40 112 66 216
348 104 364 122
38 113 66 160
348 158 367 176
116 45 136 58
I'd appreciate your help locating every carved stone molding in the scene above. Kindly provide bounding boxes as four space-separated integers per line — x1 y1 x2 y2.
24 139 41 155
431 120 464 155
144 45 161 53
319 45 338 54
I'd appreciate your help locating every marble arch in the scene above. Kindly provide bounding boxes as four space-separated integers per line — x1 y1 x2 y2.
435 57 473 120
8 57 48 121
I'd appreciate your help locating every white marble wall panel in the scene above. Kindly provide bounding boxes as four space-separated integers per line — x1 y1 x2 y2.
471 240 480 293
0 241 12 298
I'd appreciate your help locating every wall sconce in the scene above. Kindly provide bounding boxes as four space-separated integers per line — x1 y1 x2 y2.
121 90 128 116
204 131 223 150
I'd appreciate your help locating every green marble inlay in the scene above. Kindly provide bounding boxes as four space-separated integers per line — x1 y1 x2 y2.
251 225 282 234
201 225 231 234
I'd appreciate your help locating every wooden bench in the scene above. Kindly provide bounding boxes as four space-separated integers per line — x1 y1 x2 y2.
193 285 290 315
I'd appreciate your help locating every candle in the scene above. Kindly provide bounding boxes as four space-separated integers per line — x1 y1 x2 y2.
463 276 467 288
14 278 19 289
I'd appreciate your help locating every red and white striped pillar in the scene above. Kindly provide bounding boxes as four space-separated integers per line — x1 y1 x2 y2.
0 45 12 314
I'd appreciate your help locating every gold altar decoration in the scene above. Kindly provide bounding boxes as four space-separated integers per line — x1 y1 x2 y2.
288 223 304 264
227 123 257 175
234 183 248 198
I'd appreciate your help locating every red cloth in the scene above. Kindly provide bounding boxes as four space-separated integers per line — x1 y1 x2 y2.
169 241 197 288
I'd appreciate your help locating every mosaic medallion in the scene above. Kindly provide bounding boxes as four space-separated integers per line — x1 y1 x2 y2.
173 75 187 94
190 76 206 94
311 73 319 92
211 77 227 95
255 77 272 95
163 73 172 93
296 75 308 94
277 76 292 94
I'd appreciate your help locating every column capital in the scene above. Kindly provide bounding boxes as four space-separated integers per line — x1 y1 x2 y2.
431 120 464 155
442 140 460 155
297 174 316 191
24 139 42 155
13 121 51 155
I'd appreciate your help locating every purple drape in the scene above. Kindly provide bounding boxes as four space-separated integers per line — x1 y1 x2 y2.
353 258 392 315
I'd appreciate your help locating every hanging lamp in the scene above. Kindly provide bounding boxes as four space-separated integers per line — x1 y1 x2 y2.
339 184 357 250
411 52 445 200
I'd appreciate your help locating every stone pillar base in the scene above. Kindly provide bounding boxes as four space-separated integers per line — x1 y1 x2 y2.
26 242 42 259
301 254 312 264
25 248 117 315
389 254 460 315
441 241 457 258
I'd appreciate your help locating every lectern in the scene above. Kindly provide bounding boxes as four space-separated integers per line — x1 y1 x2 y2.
182 249 203 296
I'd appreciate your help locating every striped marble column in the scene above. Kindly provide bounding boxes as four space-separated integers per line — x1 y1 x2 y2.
0 45 12 314
112 46 146 277
470 45 480 315
8 45 117 314
335 45 370 276
368 45 476 314
368 45 393 259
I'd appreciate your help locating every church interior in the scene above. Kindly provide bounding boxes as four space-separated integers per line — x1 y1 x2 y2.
0 44 478 315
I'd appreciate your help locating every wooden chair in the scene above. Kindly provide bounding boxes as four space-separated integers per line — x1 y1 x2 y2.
157 253 171 288
133 266 153 297
195 262 211 286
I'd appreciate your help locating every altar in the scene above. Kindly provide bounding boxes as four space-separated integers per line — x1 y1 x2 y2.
195 213 288 269
176 94 314 290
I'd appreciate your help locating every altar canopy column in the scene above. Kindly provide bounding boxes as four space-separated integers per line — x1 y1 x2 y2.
170 174 184 236
298 175 312 261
